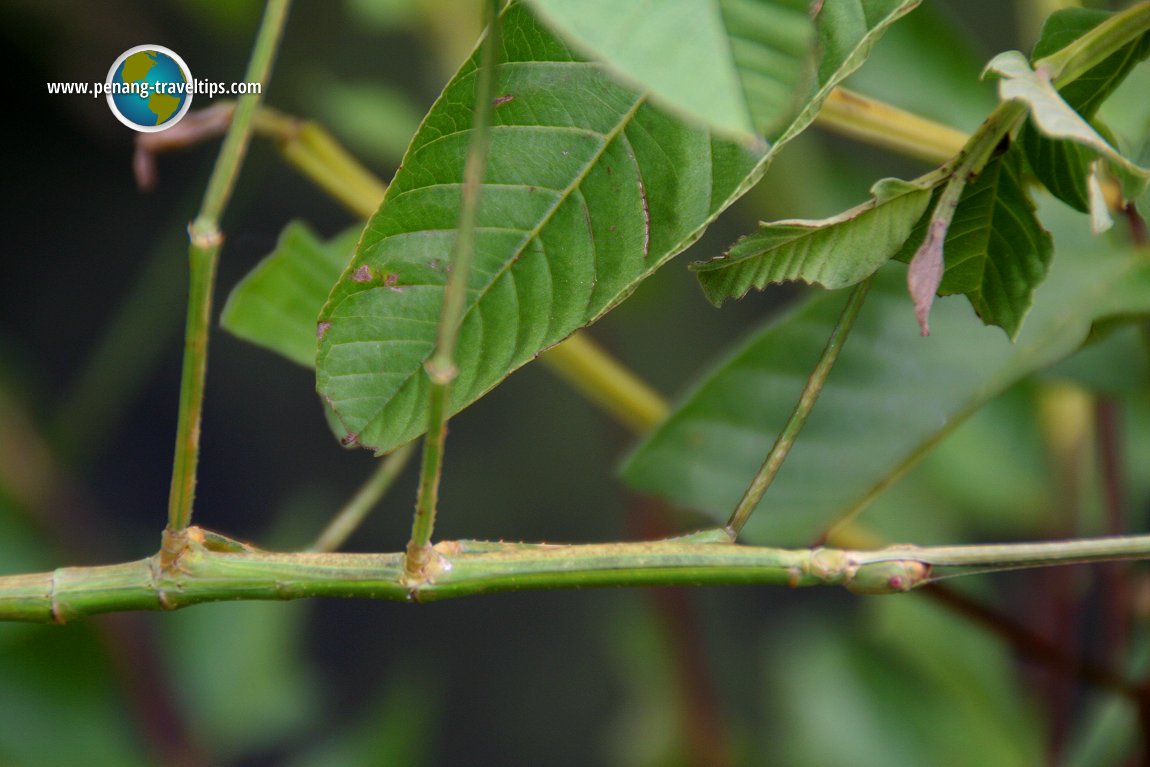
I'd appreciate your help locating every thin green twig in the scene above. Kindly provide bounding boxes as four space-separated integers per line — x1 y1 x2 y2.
165 0 292 550
406 0 501 581
194 2 291 226
725 278 872 536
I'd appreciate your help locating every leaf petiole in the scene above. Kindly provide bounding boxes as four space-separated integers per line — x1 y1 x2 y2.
406 0 502 581
164 0 292 558
725 277 871 537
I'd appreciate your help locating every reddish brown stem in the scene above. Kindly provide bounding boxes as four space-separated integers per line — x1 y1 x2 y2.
1096 398 1131 663
1124 202 1148 248
923 583 1135 698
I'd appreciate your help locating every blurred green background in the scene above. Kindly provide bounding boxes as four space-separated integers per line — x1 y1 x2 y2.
1 1 1148 765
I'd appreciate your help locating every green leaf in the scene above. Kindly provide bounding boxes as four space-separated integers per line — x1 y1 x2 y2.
1064 627 1150 767
315 3 764 453
1044 324 1150 394
1019 121 1094 214
315 0 921 454
692 176 934 304
1019 8 1150 219
937 152 1053 338
782 0 922 145
621 247 1150 546
524 0 815 140
162 603 320 760
221 222 359 368
525 0 922 142
0 623 149 767
1031 7 1150 119
987 50 1150 201
767 600 1044 766
899 152 1053 338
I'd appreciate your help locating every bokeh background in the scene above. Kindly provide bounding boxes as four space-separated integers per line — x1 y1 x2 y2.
2 1 1148 765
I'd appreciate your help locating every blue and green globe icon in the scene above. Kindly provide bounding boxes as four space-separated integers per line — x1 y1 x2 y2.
106 45 192 132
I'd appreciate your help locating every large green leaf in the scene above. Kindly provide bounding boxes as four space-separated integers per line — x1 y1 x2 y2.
621 246 1150 546
897 153 1054 339
525 1 922 142
314 1 918 454
767 599 1044 766
221 222 359 368
525 0 815 140
931 152 1053 338
315 3 766 452
162 603 320 761
692 176 934 304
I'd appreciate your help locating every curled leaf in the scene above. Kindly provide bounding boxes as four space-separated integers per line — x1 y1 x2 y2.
1087 160 1114 234
986 50 1150 200
906 215 948 336
693 177 934 305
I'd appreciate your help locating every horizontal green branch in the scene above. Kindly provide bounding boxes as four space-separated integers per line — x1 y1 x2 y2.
4 527 1150 624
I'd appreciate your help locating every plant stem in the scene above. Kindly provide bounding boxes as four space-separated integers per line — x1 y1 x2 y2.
540 334 669 434
406 0 501 580
165 235 218 538
196 4 291 224
308 443 416 553
923 583 1138 700
725 278 871 536
904 535 1150 570
12 528 1150 623
165 0 291 546
816 88 969 165
1096 396 1132 665
628 503 733 767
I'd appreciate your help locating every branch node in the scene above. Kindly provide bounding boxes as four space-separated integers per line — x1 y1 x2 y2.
187 218 224 249
159 526 190 573
402 540 451 589
425 358 458 385
49 568 64 625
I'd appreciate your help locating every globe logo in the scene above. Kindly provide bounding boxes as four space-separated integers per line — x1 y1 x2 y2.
106 45 193 132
